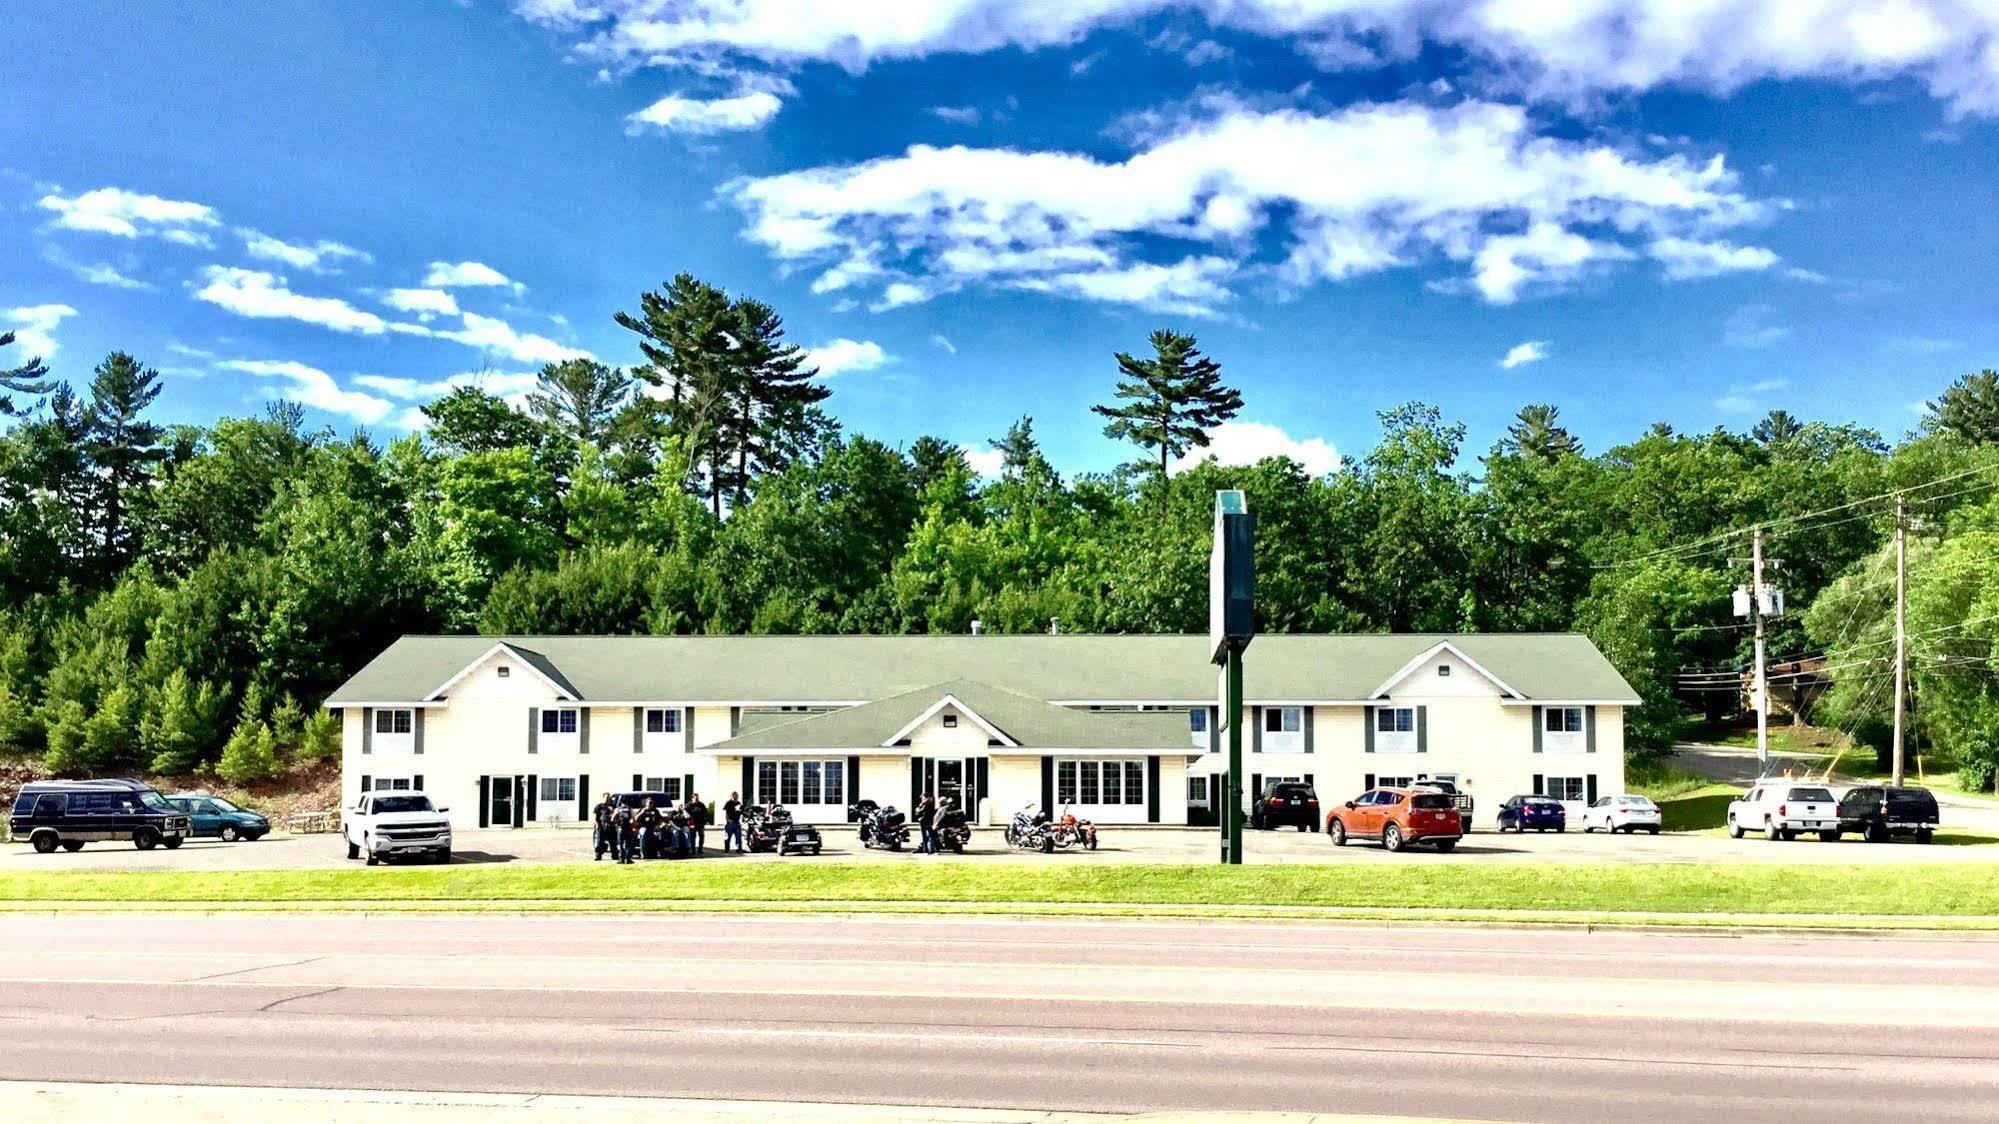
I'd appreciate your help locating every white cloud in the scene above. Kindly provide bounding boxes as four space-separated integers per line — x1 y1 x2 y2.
627 90 783 134
928 105 982 125
193 267 391 335
1170 420 1342 476
422 260 523 292
436 311 592 365
804 338 890 377
2 304 79 358
731 99 1766 312
384 288 461 319
1499 340 1549 369
1649 236 1780 280
929 333 957 354
516 1 1999 117
214 358 395 425
961 445 1007 477
1715 376 1789 413
36 186 219 244
354 369 541 401
42 248 151 290
240 230 371 273
1723 304 1791 349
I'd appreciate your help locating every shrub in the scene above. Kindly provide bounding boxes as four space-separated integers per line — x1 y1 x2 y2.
216 718 280 785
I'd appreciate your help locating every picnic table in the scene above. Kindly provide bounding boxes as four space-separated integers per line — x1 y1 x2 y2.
287 810 338 835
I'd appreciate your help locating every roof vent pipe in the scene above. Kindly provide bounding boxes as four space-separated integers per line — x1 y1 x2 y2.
970 620 982 636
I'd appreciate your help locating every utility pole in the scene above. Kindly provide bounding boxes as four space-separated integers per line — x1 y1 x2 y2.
1751 525 1769 770
1892 493 1908 787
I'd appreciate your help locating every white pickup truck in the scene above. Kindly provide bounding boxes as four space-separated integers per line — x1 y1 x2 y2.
1726 781 1841 842
344 791 453 865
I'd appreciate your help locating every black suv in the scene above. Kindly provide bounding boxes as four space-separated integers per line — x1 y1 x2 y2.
8 779 193 853
1251 781 1320 831
1837 785 1941 843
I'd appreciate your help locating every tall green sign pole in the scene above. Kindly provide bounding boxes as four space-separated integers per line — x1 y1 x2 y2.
1210 490 1255 865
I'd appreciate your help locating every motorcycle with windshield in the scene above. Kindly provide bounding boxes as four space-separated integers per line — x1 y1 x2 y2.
848 799 910 851
1005 805 1055 853
1048 807 1099 850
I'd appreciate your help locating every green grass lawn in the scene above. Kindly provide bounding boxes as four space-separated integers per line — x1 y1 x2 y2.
5 862 1999 924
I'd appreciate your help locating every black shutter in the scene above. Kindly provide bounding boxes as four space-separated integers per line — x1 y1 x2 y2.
526 774 538 821
1585 706 1598 754
631 773 642 791
1302 772 1313 794
910 758 922 808
1532 774 1544 796
1040 758 1054 814
578 773 589 820
1416 706 1428 754
414 774 423 792
413 709 424 755
362 708 373 755
1533 706 1544 753
360 774 372 794
974 756 988 811
527 708 538 754
743 757 755 802
579 711 589 755
1364 707 1375 753
478 776 490 828
1146 757 1161 823
1364 773 1374 790
1302 708 1314 754
1251 773 1261 804
512 777 526 828
683 773 694 803
848 755 862 818
684 708 695 753
634 709 643 754
1251 706 1262 753
1587 775 1599 805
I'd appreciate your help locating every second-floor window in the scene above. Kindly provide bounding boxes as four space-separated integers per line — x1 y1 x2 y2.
374 709 413 735
1374 706 1417 752
1261 706 1303 751
540 708 579 739
645 708 681 735
1543 706 1586 751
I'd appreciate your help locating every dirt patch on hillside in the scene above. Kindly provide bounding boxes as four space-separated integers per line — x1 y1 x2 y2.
3 757 341 830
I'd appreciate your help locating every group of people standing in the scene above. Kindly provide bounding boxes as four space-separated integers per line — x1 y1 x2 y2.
591 792 715 863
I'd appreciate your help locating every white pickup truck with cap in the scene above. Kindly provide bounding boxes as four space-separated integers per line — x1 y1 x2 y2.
1726 781 1841 842
343 791 453 865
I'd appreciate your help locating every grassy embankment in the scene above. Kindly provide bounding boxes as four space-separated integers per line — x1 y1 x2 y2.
5 862 1999 927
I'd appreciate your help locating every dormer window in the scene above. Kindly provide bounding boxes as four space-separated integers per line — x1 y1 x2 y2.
942 713 958 728
497 666 510 678
1437 664 1451 678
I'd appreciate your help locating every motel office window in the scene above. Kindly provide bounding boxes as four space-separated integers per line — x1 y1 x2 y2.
541 708 579 735
756 760 845 806
644 709 681 735
374 709 413 735
540 777 577 804
1187 775 1209 803
1057 760 1145 806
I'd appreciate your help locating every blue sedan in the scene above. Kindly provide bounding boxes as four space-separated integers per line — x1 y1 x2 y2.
166 793 271 841
1496 795 1567 833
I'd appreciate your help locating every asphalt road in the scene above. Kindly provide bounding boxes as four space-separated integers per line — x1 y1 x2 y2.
2 913 1997 1120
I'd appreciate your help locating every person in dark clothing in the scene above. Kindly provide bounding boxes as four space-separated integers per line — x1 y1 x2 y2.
664 803 691 855
591 793 616 861
611 802 636 865
915 793 939 855
722 792 744 853
684 793 709 855
637 798 664 860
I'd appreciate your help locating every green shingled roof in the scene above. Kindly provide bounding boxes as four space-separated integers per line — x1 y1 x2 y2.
325 633 1638 707
711 679 1196 753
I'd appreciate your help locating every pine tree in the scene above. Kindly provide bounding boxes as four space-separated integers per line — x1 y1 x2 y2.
615 274 736 512
0 330 56 416
714 297 831 507
142 669 211 774
298 707 343 761
1926 369 1999 445
269 693 305 749
526 359 633 450
1503 404 1583 462
1752 408 1805 447
217 716 280 784
989 416 1045 477
1092 330 1243 482
84 352 166 576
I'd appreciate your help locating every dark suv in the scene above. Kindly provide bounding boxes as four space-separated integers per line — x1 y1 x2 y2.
1837 785 1941 843
8 779 193 853
1251 781 1320 831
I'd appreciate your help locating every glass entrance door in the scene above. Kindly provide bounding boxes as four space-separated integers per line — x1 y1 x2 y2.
936 758 970 813
489 775 514 828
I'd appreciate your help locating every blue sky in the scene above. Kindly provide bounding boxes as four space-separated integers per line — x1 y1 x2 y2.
4 2 1996 475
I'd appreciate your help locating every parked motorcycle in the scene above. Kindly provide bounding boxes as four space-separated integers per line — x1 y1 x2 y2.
934 801 972 854
1049 807 1099 851
1005 805 1055 853
849 799 910 851
744 803 822 855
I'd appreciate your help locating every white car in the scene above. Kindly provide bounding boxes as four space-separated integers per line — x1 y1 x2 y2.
1581 794 1662 834
1726 782 1840 842
344 791 453 865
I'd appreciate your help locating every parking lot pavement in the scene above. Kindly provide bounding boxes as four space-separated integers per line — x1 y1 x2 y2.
6 820 1996 872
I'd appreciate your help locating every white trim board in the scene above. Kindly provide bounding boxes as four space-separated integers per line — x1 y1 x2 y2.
422 642 578 702
1367 641 1523 700
882 694 1019 748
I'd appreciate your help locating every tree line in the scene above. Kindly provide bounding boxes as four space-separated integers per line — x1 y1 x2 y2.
2 295 1997 789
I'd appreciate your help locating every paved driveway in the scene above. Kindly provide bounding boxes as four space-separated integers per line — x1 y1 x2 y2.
6 817 1994 872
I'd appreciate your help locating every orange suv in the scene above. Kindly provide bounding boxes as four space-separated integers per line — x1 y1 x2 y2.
1326 787 1463 853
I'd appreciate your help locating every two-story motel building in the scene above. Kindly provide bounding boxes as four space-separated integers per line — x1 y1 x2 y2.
326 633 1640 830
